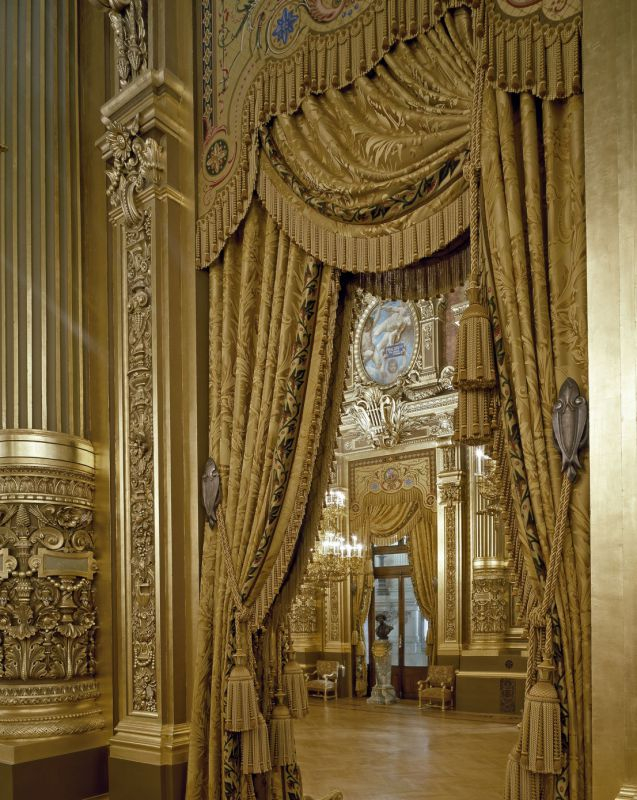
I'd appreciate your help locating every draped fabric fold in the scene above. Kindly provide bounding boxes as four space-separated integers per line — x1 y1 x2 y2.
187 201 344 800
258 9 475 272
481 84 589 799
407 509 438 664
352 557 374 697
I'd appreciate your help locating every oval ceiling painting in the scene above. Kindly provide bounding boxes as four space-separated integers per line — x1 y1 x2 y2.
359 300 417 386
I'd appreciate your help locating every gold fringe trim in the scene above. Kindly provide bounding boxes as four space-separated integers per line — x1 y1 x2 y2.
481 0 582 100
354 241 469 299
256 154 470 272
196 0 470 269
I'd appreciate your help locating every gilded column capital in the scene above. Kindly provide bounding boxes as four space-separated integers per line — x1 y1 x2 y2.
104 116 163 225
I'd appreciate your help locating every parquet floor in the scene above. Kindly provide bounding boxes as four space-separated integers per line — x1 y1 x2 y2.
295 698 518 800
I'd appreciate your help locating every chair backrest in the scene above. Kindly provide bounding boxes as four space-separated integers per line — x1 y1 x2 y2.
427 665 456 686
316 660 340 678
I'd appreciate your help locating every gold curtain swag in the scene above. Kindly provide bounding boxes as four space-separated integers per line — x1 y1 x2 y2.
196 0 582 268
258 9 474 273
481 85 589 799
187 202 346 800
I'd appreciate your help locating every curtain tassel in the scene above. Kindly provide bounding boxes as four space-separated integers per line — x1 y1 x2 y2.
520 660 563 775
505 743 552 800
453 286 497 445
226 648 259 732
283 651 309 719
241 712 272 775
269 690 296 766
455 286 496 389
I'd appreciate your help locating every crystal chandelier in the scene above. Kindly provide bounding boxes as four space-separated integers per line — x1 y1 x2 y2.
305 489 364 588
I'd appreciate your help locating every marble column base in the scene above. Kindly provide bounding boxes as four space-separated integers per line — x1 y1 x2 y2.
367 684 398 705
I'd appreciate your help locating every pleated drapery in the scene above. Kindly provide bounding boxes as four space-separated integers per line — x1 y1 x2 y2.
187 203 347 800
481 85 589 799
407 510 438 664
258 10 475 273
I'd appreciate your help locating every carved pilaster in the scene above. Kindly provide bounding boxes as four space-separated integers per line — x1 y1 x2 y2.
96 12 203 772
0 431 103 737
105 116 163 717
437 444 464 654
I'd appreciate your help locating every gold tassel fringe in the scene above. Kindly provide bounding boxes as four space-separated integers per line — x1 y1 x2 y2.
269 691 296 767
455 286 496 388
505 743 555 800
453 386 495 445
226 649 259 733
241 712 272 775
283 655 309 719
520 661 563 775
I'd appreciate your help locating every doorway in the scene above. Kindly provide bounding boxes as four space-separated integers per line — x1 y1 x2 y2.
368 542 429 699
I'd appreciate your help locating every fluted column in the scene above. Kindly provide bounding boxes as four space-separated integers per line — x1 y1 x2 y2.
0 0 104 767
436 443 464 656
468 448 509 650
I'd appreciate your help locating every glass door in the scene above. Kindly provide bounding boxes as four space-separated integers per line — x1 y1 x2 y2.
369 544 429 699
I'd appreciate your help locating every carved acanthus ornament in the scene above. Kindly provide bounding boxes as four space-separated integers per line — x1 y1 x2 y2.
290 584 319 636
471 576 508 635
104 114 163 714
349 386 416 450
90 0 147 87
0 435 103 737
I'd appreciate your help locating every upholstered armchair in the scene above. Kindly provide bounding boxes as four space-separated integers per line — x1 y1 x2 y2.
417 665 456 710
305 660 344 701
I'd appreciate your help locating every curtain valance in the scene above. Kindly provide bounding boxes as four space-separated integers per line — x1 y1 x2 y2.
196 0 582 268
257 11 474 271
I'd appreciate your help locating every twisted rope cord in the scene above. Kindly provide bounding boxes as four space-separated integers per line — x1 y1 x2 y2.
467 5 488 290
216 506 258 679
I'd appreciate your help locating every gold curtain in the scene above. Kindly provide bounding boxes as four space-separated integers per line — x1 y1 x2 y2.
353 488 438 667
367 501 420 545
352 557 374 697
481 85 589 799
187 201 344 800
258 9 475 272
407 509 438 664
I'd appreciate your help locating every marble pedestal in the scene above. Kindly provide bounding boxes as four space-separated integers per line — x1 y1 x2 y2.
367 640 398 705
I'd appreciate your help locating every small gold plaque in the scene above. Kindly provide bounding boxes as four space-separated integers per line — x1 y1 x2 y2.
37 549 96 578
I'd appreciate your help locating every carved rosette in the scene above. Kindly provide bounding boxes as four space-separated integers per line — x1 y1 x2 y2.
0 431 103 737
104 115 163 714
